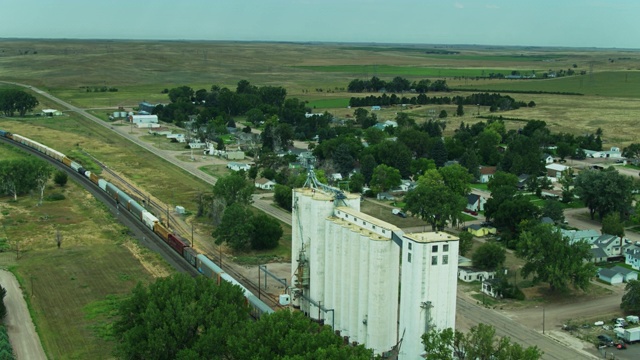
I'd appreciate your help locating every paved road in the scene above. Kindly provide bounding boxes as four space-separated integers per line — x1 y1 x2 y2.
5 82 598 359
0 270 47 360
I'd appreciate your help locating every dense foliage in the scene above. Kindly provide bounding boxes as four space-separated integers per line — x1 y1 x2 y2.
0 324 15 360
0 89 38 117
574 167 635 220
0 158 52 202
113 274 373 360
621 280 640 314
516 224 595 292
472 243 506 271
422 323 542 360
347 76 449 93
348 92 529 110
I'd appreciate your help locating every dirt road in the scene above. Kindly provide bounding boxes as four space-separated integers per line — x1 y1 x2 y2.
0 270 47 360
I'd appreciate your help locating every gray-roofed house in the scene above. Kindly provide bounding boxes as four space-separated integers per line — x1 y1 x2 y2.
560 229 601 245
466 193 486 212
481 278 503 299
598 268 624 285
610 266 639 282
626 248 640 271
542 153 554 164
593 234 623 258
590 246 608 263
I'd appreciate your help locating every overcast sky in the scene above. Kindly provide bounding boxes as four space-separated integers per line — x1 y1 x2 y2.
2 0 639 49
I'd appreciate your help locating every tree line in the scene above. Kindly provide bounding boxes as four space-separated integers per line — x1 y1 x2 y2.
0 158 53 205
347 76 449 93
348 91 532 111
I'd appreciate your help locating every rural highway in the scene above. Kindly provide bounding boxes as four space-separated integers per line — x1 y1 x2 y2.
0 270 47 360
4 82 600 359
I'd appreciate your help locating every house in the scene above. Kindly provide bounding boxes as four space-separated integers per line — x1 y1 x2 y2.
467 224 497 237
458 255 472 267
479 166 497 184
383 120 398 128
331 173 343 181
466 194 486 212
517 174 530 190
255 178 276 190
481 278 503 298
458 267 496 283
610 266 639 282
590 246 608 263
227 162 251 172
625 248 640 270
560 229 600 245
542 153 554 164
598 268 624 285
546 163 569 179
593 234 623 258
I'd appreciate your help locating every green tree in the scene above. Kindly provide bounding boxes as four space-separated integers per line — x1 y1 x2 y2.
229 310 373 360
574 167 634 220
517 224 595 292
249 214 282 250
113 273 250 360
404 170 466 231
559 168 574 203
422 324 542 360
0 89 39 117
430 138 448 168
477 129 501 165
363 127 386 146
370 164 401 193
273 184 292 211
439 164 472 197
621 280 640 314
556 142 574 161
246 108 265 126
332 143 355 175
213 204 254 251
349 172 365 194
458 149 481 181
411 158 436 178
32 159 52 206
601 212 625 238
541 200 564 224
212 171 254 207
458 231 473 256
438 109 448 119
472 242 506 271
53 170 68 187
456 103 464 116
360 154 377 184
623 143 640 164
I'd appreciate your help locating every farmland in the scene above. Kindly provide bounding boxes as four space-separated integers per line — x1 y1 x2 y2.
1 39 640 357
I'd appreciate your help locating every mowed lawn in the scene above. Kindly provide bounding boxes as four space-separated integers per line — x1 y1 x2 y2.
1 172 170 358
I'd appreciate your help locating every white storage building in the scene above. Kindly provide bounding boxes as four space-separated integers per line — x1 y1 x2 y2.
129 114 158 124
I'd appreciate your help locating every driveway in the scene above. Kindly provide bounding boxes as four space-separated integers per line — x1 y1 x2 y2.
0 270 47 360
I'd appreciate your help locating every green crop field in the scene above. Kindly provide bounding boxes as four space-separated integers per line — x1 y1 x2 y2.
306 97 350 109
456 71 640 98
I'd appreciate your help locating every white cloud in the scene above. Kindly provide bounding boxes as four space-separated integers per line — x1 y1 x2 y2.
454 2 464 9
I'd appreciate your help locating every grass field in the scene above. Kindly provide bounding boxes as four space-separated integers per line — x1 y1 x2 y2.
1 175 169 359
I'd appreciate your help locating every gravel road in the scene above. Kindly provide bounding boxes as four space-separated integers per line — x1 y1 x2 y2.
0 270 47 360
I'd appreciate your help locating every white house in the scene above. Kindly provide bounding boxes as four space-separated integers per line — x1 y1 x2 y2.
41 109 63 116
255 178 276 190
479 166 496 184
458 267 495 283
610 266 639 282
466 193 486 212
481 278 502 298
227 162 251 172
542 153 554 164
560 229 600 245
626 248 640 270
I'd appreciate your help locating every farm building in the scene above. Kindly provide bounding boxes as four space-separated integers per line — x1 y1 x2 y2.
41 109 63 116
139 101 157 113
136 122 160 129
292 175 458 360
129 114 158 124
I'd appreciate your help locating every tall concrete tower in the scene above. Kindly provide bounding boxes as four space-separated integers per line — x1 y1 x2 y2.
291 172 458 358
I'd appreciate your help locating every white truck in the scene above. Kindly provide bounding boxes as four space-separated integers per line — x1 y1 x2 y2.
620 327 640 344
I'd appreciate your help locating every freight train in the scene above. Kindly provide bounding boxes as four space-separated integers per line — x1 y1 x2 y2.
0 129 273 318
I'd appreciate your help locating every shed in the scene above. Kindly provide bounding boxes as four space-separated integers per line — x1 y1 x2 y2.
481 278 503 299
129 114 158 124
598 268 624 285
227 162 251 172
546 163 569 178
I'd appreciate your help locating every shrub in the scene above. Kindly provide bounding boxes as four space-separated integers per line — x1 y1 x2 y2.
45 193 66 201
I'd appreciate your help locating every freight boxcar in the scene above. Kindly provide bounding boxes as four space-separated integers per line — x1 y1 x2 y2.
167 233 188 256
184 247 197 267
196 254 223 283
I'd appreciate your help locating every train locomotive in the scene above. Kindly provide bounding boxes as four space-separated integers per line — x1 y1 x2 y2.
0 129 273 318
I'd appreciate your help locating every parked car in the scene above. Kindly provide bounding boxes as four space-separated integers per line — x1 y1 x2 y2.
396 211 407 218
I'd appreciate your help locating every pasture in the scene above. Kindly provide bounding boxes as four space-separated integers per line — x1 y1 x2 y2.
294 65 534 78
